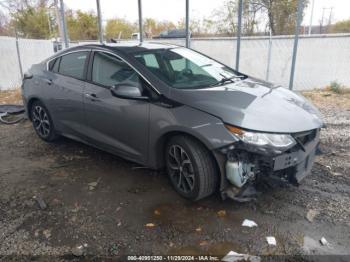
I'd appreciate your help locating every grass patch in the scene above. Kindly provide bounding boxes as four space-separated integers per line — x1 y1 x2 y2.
0 89 22 105
325 81 350 95
302 88 350 110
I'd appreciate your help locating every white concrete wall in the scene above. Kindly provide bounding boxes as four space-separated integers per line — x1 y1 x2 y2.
0 37 23 90
0 36 55 90
1 34 349 90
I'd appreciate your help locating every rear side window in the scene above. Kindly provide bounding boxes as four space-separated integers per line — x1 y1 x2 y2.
58 51 88 79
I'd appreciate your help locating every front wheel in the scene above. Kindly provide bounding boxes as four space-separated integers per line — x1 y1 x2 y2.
166 136 218 201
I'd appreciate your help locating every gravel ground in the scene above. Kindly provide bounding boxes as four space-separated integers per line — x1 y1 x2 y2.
0 89 349 261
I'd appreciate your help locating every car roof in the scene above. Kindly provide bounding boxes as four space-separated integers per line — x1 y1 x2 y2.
77 41 180 54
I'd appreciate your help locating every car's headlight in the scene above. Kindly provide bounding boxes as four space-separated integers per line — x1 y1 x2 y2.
225 124 296 149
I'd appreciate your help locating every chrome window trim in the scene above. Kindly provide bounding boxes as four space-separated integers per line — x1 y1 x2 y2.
92 49 161 95
46 49 92 71
46 47 161 95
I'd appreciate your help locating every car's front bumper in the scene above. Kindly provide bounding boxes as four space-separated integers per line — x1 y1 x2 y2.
273 130 319 183
221 129 320 201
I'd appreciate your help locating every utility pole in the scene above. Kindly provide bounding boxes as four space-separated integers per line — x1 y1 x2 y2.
320 8 325 33
320 7 333 34
328 7 333 27
308 0 315 35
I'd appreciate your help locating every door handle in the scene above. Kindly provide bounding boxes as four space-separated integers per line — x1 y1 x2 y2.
44 79 52 85
85 93 100 101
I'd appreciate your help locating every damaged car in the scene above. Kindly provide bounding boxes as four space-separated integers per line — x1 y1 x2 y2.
21 43 323 201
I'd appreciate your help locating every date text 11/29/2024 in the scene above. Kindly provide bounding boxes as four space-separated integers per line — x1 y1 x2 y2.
127 255 220 261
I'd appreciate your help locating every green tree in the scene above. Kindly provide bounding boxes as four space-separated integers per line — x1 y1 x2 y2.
212 0 309 36
0 0 52 38
330 19 350 33
66 10 98 40
211 0 261 35
10 6 51 38
144 17 157 37
105 18 136 40
254 0 309 35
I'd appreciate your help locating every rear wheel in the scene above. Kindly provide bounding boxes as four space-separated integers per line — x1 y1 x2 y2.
166 135 218 201
30 100 58 142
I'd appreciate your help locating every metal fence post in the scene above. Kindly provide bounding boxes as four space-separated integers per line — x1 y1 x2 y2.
15 28 23 79
265 29 272 81
59 0 69 48
235 0 243 71
308 0 315 35
185 0 190 48
138 0 143 43
96 0 103 43
289 0 303 90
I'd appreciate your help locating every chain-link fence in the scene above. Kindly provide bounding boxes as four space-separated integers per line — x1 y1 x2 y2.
1 0 349 91
1 33 349 91
0 36 100 90
159 34 350 90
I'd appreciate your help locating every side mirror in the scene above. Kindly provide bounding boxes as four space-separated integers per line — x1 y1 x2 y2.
110 83 148 101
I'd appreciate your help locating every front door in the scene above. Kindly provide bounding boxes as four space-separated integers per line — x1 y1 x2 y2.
83 51 150 164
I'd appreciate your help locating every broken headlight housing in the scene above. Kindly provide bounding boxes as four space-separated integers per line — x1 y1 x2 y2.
225 124 296 151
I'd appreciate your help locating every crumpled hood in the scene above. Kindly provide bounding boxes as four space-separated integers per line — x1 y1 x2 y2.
169 78 324 133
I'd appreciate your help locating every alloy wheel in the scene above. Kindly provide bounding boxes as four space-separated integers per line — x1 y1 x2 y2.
32 105 51 138
167 145 195 194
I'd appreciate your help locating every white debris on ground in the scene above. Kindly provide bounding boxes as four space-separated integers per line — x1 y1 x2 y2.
222 250 261 262
320 237 329 246
242 219 258 228
266 236 277 246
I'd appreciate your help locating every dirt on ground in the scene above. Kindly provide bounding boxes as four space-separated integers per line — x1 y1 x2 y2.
0 89 349 261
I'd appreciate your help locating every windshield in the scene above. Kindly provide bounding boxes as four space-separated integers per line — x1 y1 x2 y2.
132 47 242 89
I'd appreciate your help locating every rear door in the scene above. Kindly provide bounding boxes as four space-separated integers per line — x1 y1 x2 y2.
47 50 90 139
83 51 150 163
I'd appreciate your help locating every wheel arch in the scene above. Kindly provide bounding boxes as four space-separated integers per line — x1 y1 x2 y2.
152 130 228 193
157 130 221 173
27 97 41 121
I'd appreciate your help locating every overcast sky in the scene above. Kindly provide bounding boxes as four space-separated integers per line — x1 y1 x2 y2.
64 0 350 26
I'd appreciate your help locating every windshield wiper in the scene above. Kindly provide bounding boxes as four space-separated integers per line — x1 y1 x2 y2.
200 63 213 68
209 74 245 87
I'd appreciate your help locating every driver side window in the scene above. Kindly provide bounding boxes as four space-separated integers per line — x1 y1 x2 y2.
92 52 142 89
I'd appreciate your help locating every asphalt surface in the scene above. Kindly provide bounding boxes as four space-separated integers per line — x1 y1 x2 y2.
0 91 349 261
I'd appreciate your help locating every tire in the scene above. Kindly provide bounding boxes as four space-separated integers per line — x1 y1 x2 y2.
165 135 218 201
30 100 59 142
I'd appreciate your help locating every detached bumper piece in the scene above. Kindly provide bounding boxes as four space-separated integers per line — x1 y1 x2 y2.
223 129 320 202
